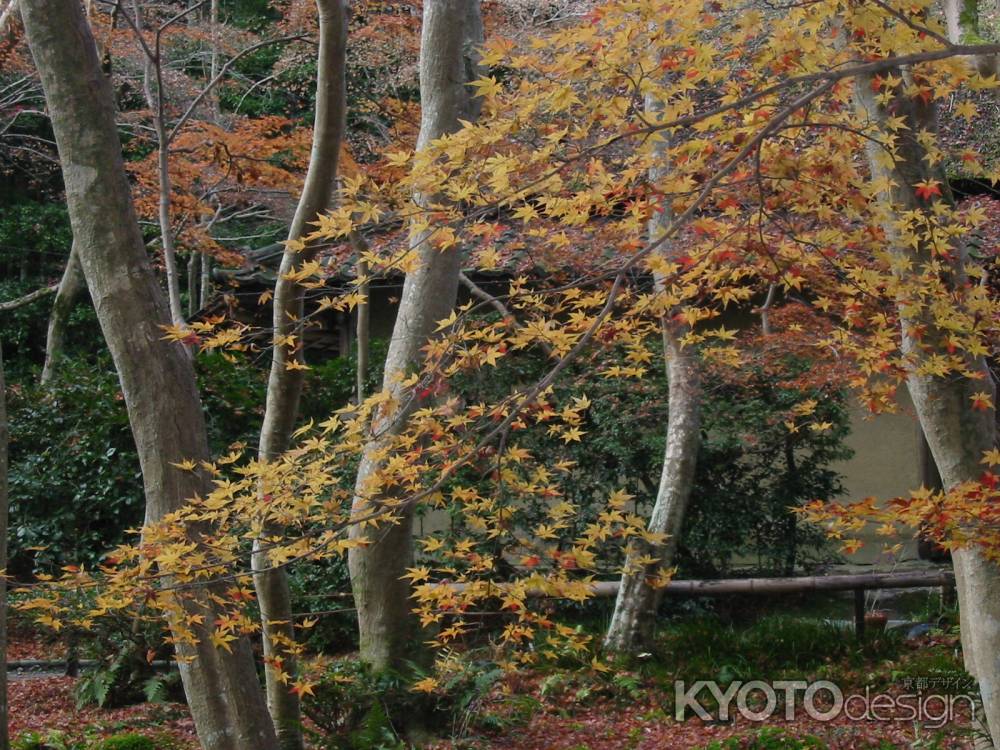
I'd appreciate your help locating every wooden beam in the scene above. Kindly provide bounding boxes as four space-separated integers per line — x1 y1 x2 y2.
449 569 955 598
659 569 953 596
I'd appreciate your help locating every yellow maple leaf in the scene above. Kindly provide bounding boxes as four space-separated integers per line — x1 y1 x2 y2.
411 676 439 693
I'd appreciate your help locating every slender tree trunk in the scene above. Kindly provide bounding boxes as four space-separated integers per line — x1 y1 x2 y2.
855 66 1000 749
347 0 483 672
200 252 212 308
40 242 85 385
604 94 702 654
187 251 199 317
0 342 9 750
945 0 980 42
604 331 700 651
131 0 186 327
944 0 997 75
201 0 220 320
20 3 277 748
0 0 17 33
253 3 346 747
355 256 369 402
208 0 220 121
153 98 185 327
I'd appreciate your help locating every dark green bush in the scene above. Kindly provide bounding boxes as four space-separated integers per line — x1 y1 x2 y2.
68 591 177 710
196 351 268 453
221 0 280 30
0 200 92 375
8 358 143 576
702 727 827 750
286 557 356 652
441 337 851 580
12 730 85 750
655 615 904 688
302 658 503 749
91 734 157 750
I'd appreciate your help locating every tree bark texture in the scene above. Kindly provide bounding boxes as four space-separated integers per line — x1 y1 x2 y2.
347 0 483 672
130 0 187 327
20 3 278 748
604 331 700 652
943 0 997 76
40 242 85 385
253 2 347 747
355 256 369 402
854 66 1000 749
604 91 702 654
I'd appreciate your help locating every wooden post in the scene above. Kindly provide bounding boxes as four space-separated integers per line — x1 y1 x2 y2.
854 588 866 640
942 581 957 609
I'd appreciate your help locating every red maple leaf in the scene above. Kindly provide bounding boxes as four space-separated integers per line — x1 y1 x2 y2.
914 180 943 201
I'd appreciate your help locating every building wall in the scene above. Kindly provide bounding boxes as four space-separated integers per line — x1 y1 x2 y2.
831 391 924 565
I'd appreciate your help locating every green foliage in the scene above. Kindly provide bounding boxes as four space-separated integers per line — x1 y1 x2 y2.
285 557 357 652
196 351 268 453
8 358 143 575
6 329 384 580
75 661 120 709
300 338 389 420
538 668 644 706
14 733 162 750
281 339 390 649
655 615 904 688
702 727 827 750
12 730 86 750
0 200 92 375
218 39 306 118
883 637 972 693
0 200 72 280
72 602 176 709
685 360 852 576
220 0 280 30
142 671 181 704
445 338 851 578
91 735 157 750
302 657 503 748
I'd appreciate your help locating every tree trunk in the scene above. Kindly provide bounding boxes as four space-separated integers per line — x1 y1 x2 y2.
152 90 185 327
40 241 85 385
0 343 9 750
131 0 186 327
943 0 997 76
855 67 1000 749
200 252 211 308
355 255 369 402
20 3 278 748
208 0 220 121
187 251 199 317
0 0 17 34
604 331 700 652
253 2 347 747
347 0 483 672
604 93 702 654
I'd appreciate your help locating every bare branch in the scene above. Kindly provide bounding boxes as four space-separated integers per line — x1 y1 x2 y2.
0 284 57 311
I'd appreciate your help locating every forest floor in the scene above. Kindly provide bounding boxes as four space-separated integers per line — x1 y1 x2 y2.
7 630 977 750
7 590 979 750
7 666 976 750
9 672 198 748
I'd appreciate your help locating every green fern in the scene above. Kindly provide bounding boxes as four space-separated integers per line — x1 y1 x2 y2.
142 674 168 704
